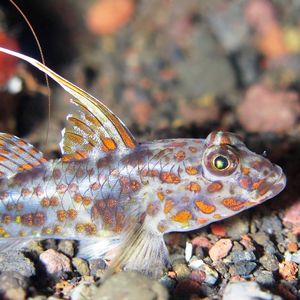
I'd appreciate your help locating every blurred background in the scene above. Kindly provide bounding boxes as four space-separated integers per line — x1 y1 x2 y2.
0 0 300 153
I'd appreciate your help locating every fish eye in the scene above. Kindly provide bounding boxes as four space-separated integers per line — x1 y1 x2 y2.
203 146 239 177
213 155 229 170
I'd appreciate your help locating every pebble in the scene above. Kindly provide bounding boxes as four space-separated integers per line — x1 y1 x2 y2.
191 236 212 249
210 223 226 237
223 214 250 239
259 254 279 272
237 84 300 133
58 240 75 257
0 271 28 291
223 281 282 300
72 257 90 276
159 275 177 290
174 279 201 298
229 250 256 263
188 257 204 270
200 263 219 285
0 251 35 277
285 250 300 264
233 261 257 276
209 239 233 262
3 287 26 300
90 271 168 300
40 249 72 274
189 269 206 284
255 270 275 287
89 258 107 276
185 241 193 262
278 261 298 281
71 282 93 300
173 262 191 280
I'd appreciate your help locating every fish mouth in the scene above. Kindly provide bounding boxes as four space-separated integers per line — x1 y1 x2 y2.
251 165 286 204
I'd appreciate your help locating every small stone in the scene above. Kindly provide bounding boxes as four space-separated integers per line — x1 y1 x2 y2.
89 258 107 276
0 271 28 291
173 262 191 280
185 241 193 262
286 250 300 264
252 232 270 246
278 261 298 281
230 251 256 263
71 282 93 300
72 257 90 276
191 236 212 249
233 261 257 276
189 257 204 270
4 287 26 300
255 270 275 287
58 240 75 257
259 254 279 272
159 275 176 290
223 214 250 239
209 239 233 262
223 281 282 300
210 223 226 237
261 215 283 235
40 249 72 274
174 279 201 298
189 269 206 284
287 241 297 253
200 264 219 285
237 84 300 133
0 251 35 277
91 271 168 300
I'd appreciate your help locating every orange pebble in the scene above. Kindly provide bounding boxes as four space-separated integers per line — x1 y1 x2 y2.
86 0 135 35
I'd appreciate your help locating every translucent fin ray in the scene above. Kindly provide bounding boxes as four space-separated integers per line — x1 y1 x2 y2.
0 133 47 178
105 222 170 279
0 47 137 156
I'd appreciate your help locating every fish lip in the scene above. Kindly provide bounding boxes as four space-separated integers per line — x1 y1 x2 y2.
250 166 286 203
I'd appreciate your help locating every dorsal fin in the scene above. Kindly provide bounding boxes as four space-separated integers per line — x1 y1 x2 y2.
0 133 47 179
0 47 137 156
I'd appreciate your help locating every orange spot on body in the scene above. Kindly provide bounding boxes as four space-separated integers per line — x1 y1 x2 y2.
171 210 192 223
220 134 231 145
50 197 59 206
57 210 67 222
175 150 186 161
241 167 250 175
195 200 216 214
130 179 141 192
21 188 31 197
19 164 33 171
252 179 264 190
186 182 201 192
189 146 198 153
67 209 78 220
160 172 181 184
185 166 198 175
73 194 82 203
164 199 175 214
41 197 50 207
239 177 252 189
147 203 159 216
157 192 165 201
207 182 223 193
82 196 92 206
197 218 208 224
2 214 11 224
222 197 245 211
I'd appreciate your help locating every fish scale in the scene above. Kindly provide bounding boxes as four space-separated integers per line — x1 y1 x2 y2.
0 46 287 277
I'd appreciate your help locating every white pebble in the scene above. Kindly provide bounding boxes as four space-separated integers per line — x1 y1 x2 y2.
185 241 193 262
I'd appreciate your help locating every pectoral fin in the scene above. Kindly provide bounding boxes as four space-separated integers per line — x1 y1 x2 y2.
106 222 171 278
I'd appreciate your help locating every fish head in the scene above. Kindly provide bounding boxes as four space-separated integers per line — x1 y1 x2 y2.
162 131 286 233
201 131 286 208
